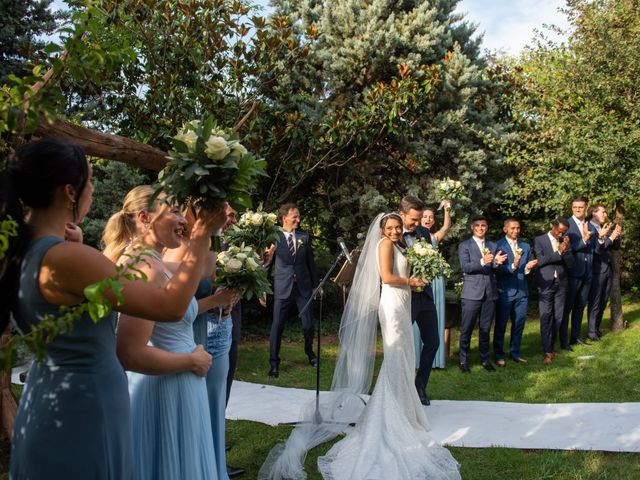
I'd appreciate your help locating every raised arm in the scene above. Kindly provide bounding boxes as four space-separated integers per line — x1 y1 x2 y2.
433 204 452 244
41 209 225 322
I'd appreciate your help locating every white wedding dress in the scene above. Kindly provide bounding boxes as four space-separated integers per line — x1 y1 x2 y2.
317 239 461 480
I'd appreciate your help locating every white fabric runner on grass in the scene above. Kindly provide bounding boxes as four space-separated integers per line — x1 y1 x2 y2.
226 380 640 453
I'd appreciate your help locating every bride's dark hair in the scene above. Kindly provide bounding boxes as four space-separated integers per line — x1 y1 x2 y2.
379 213 402 229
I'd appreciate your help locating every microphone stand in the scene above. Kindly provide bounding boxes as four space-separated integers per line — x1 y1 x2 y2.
280 249 354 426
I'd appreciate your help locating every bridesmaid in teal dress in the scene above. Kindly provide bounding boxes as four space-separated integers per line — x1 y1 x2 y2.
413 202 452 369
1 139 225 479
107 187 239 480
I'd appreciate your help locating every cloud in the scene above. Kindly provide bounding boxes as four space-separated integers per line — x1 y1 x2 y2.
456 0 570 55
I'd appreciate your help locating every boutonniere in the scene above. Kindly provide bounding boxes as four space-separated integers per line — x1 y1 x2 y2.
296 238 303 249
515 247 523 256
482 247 491 256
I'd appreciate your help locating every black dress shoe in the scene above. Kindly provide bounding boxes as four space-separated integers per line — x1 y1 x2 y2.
308 355 318 367
459 363 471 373
575 339 591 346
588 335 601 341
225 444 231 452
268 366 279 378
227 465 246 478
481 361 496 372
561 345 573 352
416 385 430 406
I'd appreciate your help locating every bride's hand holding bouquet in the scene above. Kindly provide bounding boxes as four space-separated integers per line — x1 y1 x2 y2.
405 238 452 292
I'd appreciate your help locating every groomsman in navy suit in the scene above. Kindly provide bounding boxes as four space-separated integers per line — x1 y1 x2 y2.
564 196 597 348
493 219 538 366
458 215 507 373
587 204 622 340
267 203 319 378
534 218 574 364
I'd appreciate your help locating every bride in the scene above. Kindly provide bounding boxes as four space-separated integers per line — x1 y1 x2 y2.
260 213 460 480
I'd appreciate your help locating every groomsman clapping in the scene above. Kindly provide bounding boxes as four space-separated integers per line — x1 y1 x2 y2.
587 204 622 341
458 216 507 373
493 219 538 366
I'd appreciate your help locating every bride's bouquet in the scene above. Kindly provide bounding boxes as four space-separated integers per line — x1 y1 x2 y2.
224 206 280 253
405 238 452 291
154 116 267 211
216 243 272 301
435 178 464 210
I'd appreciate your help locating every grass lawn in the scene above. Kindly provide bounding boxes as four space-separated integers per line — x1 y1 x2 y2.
2 303 640 478
228 301 640 479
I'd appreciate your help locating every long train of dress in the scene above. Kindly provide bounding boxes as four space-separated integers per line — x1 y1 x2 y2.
317 240 460 479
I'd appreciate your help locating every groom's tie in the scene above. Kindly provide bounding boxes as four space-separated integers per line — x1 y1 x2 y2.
287 233 296 257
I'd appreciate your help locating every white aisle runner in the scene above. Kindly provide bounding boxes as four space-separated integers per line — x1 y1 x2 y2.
226 381 640 453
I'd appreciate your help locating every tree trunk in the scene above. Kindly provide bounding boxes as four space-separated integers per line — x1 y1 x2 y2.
33 117 168 171
0 327 18 440
610 201 625 332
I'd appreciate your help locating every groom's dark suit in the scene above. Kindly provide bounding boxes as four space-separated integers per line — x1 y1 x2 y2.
458 237 499 366
534 233 575 354
402 226 439 393
269 229 319 369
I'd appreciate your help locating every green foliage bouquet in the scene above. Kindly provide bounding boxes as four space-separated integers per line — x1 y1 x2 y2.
405 238 452 292
154 116 267 211
224 206 280 253
216 244 272 301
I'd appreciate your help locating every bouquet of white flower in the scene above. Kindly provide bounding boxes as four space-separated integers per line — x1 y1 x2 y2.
224 206 280 253
216 244 272 300
154 116 267 211
405 238 452 291
435 178 464 210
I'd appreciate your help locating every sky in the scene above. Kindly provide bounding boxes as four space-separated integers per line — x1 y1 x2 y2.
50 0 570 56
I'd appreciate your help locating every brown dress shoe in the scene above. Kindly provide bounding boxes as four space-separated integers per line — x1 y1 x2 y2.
542 353 553 365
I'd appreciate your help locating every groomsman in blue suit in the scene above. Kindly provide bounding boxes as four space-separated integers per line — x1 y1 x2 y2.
534 218 575 364
587 204 622 340
564 196 597 348
267 203 319 378
458 215 507 373
493 219 538 366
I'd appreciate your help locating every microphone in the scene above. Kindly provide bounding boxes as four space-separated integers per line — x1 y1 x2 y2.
337 237 353 264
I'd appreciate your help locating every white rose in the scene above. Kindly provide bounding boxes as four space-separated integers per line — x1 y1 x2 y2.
250 213 264 226
236 253 247 261
225 258 243 273
245 257 258 271
175 129 198 151
204 135 230 160
229 141 248 158
266 213 277 226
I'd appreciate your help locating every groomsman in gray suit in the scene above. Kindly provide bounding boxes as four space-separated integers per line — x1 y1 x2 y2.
267 203 319 378
458 216 507 373
587 204 622 340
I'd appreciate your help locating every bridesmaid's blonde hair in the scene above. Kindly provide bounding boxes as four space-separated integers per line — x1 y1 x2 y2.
102 185 159 262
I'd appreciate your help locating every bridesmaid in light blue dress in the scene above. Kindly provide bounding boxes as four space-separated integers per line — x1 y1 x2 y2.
413 203 453 369
109 187 239 480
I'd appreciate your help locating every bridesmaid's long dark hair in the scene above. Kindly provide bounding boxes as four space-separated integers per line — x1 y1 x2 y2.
0 138 89 330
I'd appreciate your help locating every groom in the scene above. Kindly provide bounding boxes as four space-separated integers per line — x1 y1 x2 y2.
399 196 438 406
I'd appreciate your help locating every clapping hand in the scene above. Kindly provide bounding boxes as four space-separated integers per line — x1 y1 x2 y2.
526 259 538 270
494 250 508 265
482 251 494 265
581 222 592 242
559 236 570 253
611 224 622 240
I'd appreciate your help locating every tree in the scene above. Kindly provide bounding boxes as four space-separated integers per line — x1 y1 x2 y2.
500 0 640 331
0 0 60 81
253 0 508 247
